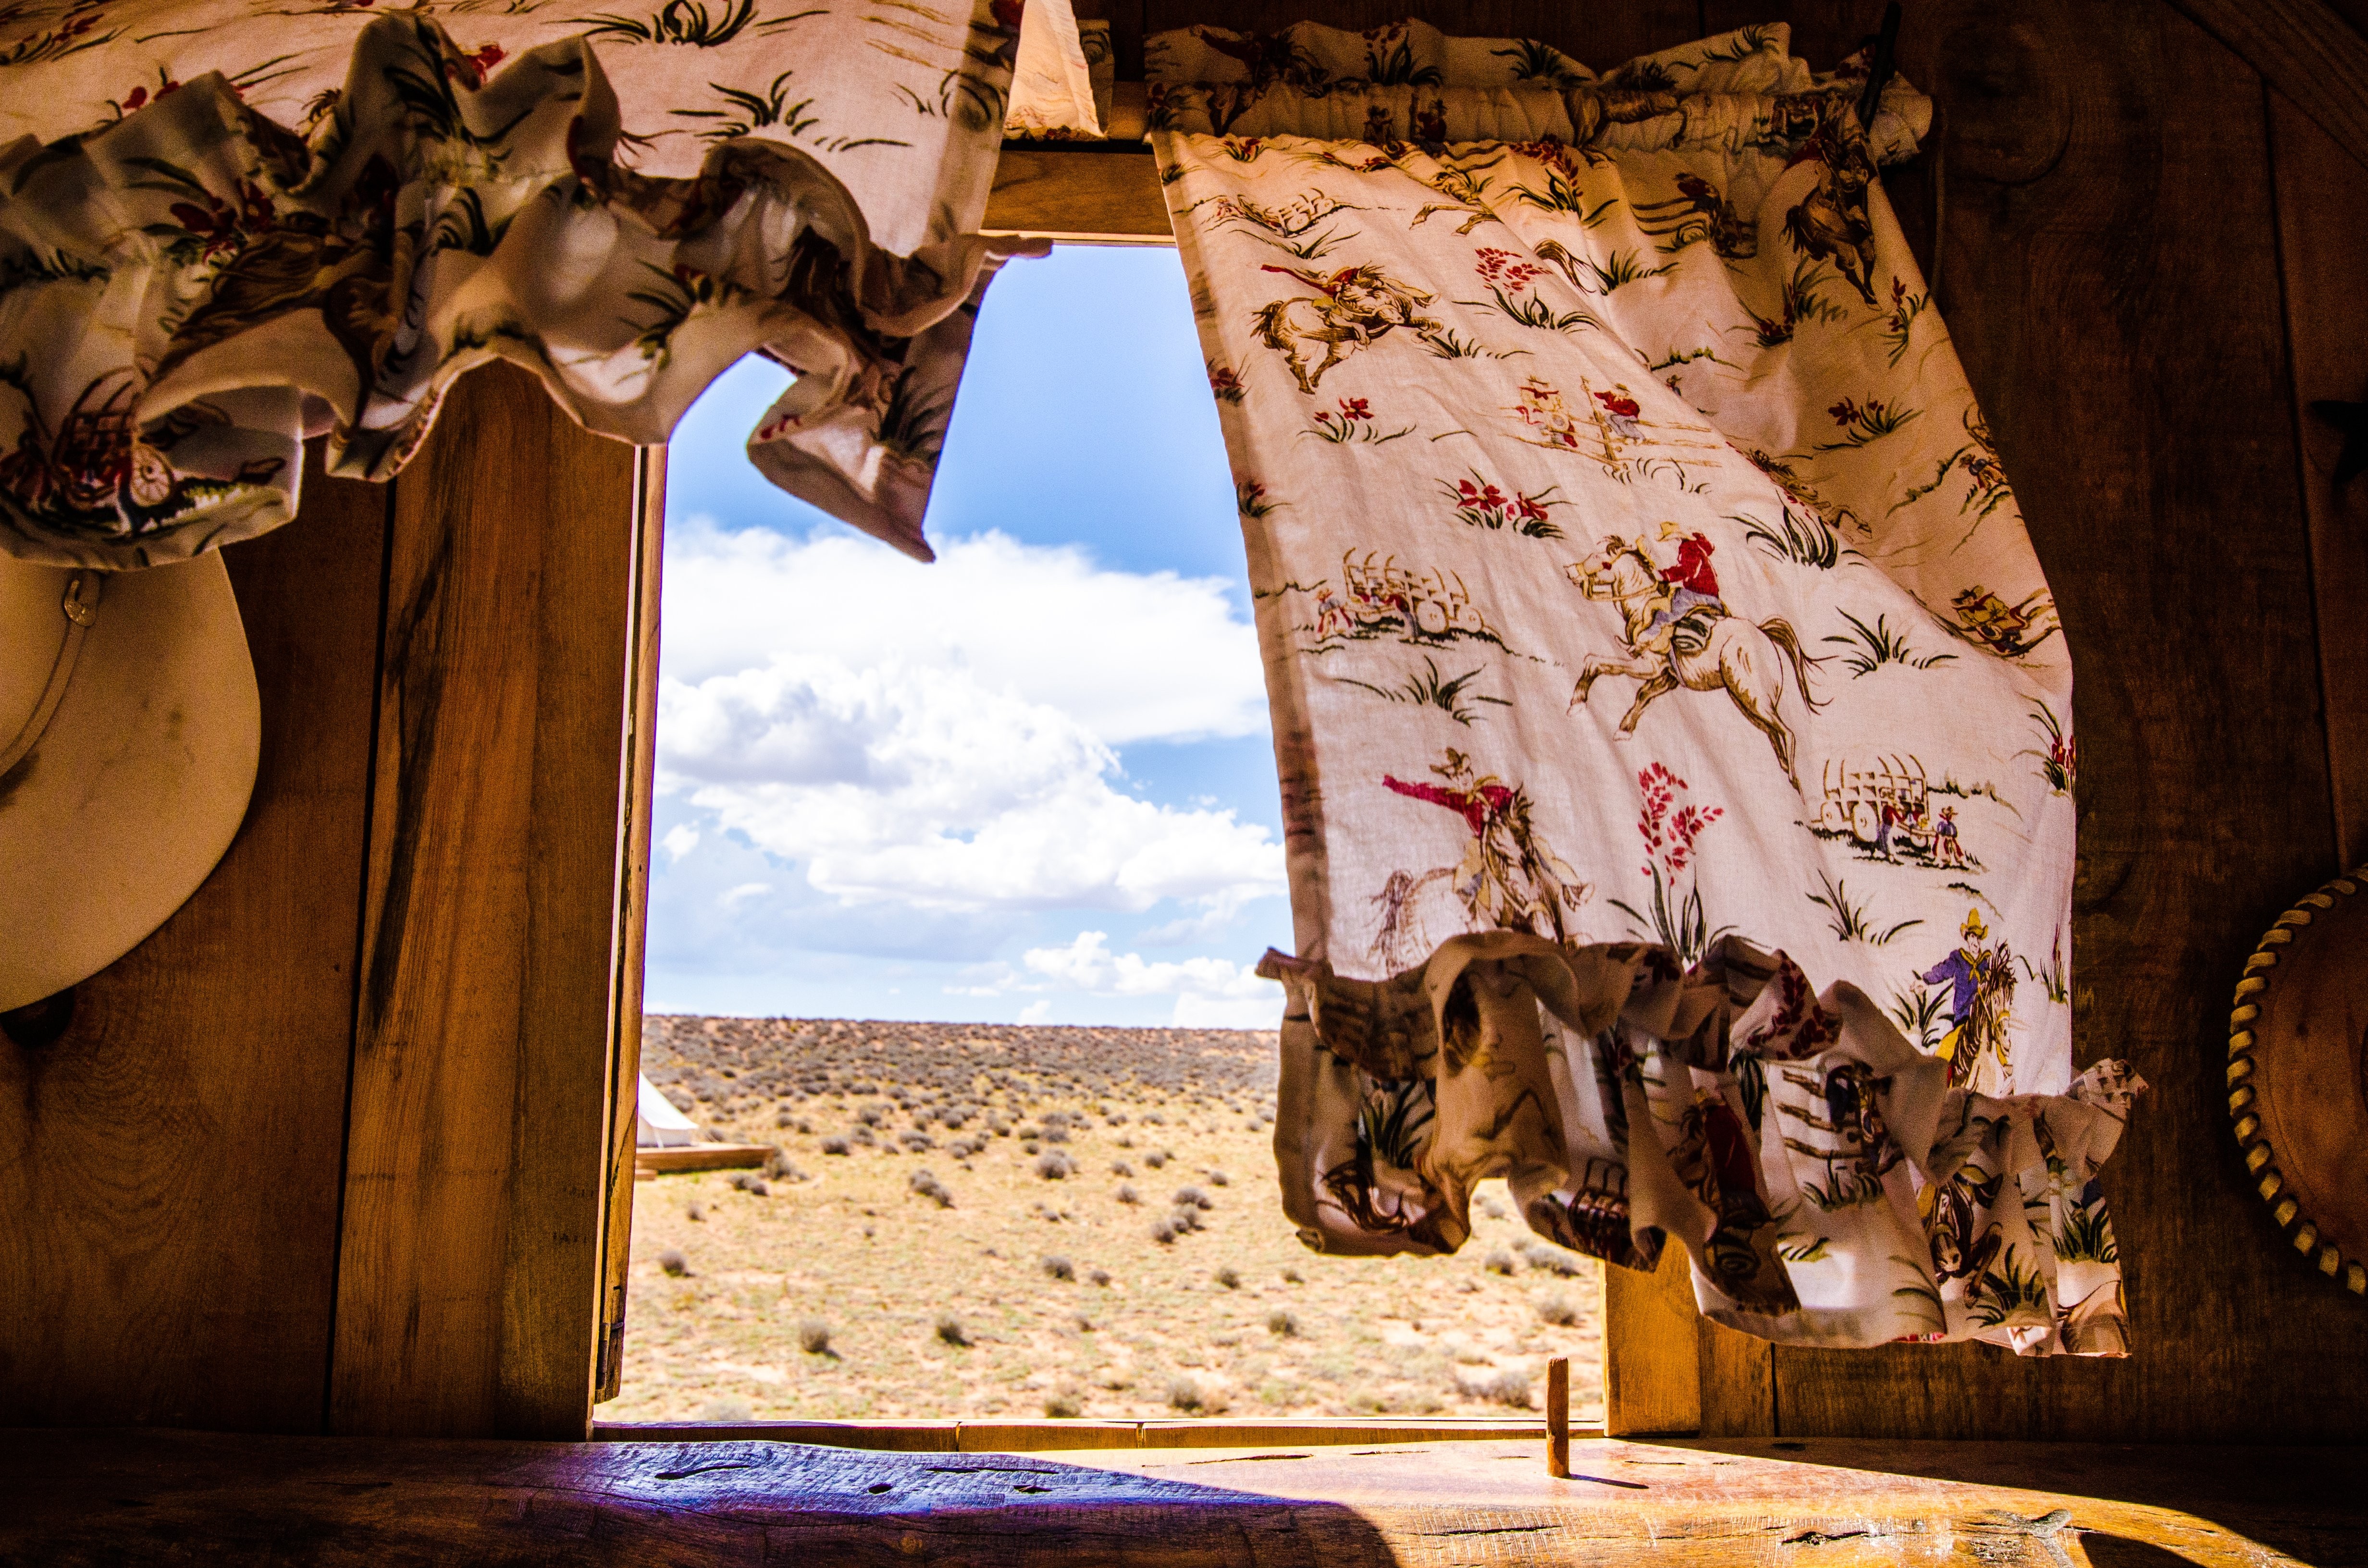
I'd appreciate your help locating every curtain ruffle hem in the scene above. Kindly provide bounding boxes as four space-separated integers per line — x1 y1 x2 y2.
0 1 1049 568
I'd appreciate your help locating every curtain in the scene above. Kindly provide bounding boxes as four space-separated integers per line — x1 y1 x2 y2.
1156 20 2141 1355
0 0 1060 568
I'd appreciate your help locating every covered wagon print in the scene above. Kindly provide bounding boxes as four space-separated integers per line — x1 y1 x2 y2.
1161 19 2140 1355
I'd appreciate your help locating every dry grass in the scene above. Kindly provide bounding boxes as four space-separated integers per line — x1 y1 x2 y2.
609 1017 1605 1425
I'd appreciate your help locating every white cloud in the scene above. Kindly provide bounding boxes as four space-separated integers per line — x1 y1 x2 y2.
661 520 1267 745
973 930 1286 1023
1020 931 1277 1002
661 657 1280 912
1017 999 1052 1025
654 522 1283 919
1174 993 1285 1029
661 824 700 862
719 882 772 909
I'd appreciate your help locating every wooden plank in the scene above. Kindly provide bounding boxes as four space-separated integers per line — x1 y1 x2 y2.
1132 1418 1548 1447
1695 1316 1774 1439
597 1420 962 1452
1602 1246 1701 1437
331 364 640 1440
595 449 666 1404
960 1421 1144 1451
2270 90 2368 868
595 1418 1554 1452
1762 0 2366 1443
0 448 383 1433
2167 0 2368 175
634 1144 776 1174
5 1429 2363 1566
984 149 1172 242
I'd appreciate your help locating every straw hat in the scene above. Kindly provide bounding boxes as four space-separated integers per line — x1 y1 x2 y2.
0 552 259 1013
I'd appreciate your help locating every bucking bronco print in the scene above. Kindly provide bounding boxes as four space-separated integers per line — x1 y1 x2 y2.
1567 526 1824 785
1251 261 1456 392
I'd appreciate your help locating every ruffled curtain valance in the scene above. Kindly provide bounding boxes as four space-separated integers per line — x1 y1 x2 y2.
1160 21 2141 1355
0 0 1053 567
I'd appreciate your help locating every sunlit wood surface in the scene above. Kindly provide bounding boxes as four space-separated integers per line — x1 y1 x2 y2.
1 1430 2358 1565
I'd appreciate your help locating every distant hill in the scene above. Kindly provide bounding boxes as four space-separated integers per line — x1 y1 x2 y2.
640 1016 1280 1133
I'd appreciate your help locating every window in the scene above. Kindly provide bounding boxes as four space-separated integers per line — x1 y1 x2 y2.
612 245 1606 1430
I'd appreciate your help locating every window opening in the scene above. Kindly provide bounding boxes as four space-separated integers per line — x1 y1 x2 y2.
614 245 1606 1428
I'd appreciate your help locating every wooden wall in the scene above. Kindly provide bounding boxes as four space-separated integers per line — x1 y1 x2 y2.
0 366 653 1440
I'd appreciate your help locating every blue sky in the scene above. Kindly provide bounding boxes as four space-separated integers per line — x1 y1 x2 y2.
642 246 1292 1026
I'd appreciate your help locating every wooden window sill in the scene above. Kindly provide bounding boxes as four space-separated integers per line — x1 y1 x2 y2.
593 1415 1571 1452
4 1428 2356 1564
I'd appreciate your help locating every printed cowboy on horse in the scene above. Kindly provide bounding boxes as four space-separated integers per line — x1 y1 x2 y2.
1637 518 1725 659
1568 523 1823 785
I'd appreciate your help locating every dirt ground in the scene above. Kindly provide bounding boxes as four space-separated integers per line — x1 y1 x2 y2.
607 1017 1604 1426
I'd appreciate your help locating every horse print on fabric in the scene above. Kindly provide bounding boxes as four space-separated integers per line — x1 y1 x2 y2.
1368 748 1589 969
1251 261 1460 392
1566 524 1824 785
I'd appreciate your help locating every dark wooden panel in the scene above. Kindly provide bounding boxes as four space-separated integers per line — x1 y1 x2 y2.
1136 1 1705 72
0 450 385 1432
3 1429 2362 1566
2167 0 2368 175
1758 0 2368 1443
594 451 666 1405
2270 91 2368 868
331 364 640 1440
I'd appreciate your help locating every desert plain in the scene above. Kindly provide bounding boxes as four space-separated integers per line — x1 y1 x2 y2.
608 1015 1607 1426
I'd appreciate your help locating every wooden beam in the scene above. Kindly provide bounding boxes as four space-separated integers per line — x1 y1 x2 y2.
4 1428 2361 1565
984 149 1173 243
331 365 641 1441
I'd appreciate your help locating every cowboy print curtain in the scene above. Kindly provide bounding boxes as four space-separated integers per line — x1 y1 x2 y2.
0 0 1075 569
1158 19 2142 1353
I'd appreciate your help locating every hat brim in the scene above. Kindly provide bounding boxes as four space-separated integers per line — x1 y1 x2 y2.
0 552 260 1013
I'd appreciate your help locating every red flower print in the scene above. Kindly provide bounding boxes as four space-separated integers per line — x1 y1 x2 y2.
1635 763 1721 882
1473 247 1546 293
446 40 506 89
1441 472 1561 536
990 0 1024 29
168 179 275 259
1338 397 1371 422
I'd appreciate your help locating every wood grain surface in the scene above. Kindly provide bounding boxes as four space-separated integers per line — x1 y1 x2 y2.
592 1417 1555 1452
2270 89 2368 869
331 364 640 1440
1603 1243 1701 1437
0 1429 2358 1566
2167 0 2368 174
0 451 386 1432
985 150 1173 241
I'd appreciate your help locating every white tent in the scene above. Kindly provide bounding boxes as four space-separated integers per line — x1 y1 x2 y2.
636 1075 703 1149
